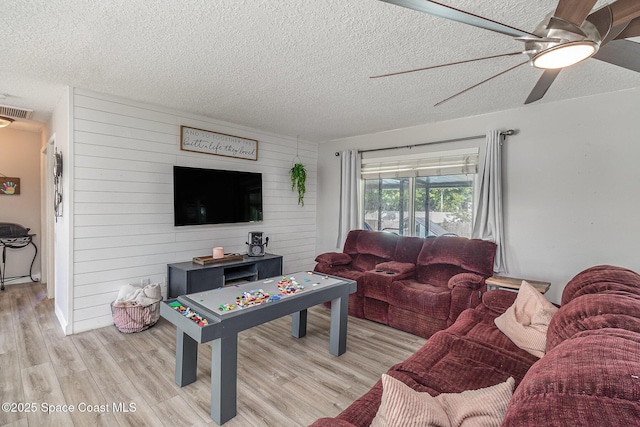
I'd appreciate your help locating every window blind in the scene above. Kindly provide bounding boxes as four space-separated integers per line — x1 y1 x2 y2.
361 148 479 179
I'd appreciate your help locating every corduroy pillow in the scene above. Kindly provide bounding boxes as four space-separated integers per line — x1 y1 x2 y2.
371 374 515 427
494 280 559 358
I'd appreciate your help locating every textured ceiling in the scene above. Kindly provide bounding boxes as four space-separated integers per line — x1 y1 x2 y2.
0 0 638 141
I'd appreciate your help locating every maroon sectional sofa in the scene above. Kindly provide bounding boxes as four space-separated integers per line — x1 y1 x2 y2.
314 230 497 338
310 265 640 426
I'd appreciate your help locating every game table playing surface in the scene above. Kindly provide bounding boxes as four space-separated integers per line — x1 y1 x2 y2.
160 271 357 425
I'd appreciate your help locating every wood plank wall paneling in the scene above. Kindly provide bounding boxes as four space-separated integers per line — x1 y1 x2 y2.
71 90 318 333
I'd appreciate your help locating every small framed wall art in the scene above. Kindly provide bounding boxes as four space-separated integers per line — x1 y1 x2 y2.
180 126 258 161
0 176 20 195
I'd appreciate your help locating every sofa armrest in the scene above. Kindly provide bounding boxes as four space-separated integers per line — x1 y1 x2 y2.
447 272 486 290
481 289 518 315
315 252 353 267
447 273 488 325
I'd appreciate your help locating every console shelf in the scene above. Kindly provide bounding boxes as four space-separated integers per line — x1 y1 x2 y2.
167 253 283 298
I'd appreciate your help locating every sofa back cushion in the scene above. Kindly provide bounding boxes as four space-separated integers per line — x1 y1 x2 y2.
343 229 365 255
341 230 399 272
502 328 640 427
560 264 640 305
355 230 398 258
415 237 496 286
546 292 640 352
393 236 425 264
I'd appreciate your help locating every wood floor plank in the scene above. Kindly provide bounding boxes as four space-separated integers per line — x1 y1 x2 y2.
151 395 210 427
21 362 74 427
116 354 178 404
8 284 51 368
0 350 26 426
71 332 130 387
57 370 118 427
100 380 165 427
44 335 88 378
0 302 16 354
3 281 427 426
1 418 28 427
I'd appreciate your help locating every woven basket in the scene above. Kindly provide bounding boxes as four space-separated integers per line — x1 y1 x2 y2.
111 301 160 333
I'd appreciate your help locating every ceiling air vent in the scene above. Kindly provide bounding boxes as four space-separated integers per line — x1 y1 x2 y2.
0 104 33 120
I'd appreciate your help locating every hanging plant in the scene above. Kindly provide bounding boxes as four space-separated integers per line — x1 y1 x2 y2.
290 162 306 206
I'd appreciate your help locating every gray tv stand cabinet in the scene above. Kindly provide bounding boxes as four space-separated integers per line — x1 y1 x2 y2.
167 253 283 298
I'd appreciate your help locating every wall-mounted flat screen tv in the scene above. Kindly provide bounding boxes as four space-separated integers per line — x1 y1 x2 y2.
173 166 263 226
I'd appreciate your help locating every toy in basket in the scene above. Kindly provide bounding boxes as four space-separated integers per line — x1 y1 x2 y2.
111 283 162 333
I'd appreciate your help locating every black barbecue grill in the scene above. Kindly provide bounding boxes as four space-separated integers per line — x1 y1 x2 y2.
0 222 37 290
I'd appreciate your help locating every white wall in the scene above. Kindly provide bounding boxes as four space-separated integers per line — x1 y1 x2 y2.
49 87 72 334
317 87 640 304
0 127 42 283
68 89 317 333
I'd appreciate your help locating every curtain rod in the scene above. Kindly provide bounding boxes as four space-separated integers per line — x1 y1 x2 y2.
335 129 515 156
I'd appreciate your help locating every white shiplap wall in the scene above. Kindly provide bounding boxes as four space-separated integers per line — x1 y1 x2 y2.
71 89 317 333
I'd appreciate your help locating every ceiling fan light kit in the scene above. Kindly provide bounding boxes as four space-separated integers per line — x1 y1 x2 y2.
531 41 598 69
525 15 602 69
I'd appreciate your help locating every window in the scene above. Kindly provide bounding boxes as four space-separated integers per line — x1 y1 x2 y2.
362 149 477 238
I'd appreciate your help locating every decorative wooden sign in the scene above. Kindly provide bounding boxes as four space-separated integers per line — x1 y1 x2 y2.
0 177 20 195
180 126 258 161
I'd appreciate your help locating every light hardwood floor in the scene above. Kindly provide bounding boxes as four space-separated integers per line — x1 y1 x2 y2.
0 282 427 427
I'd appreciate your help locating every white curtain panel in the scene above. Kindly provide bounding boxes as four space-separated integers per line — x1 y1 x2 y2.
337 149 362 248
472 130 507 273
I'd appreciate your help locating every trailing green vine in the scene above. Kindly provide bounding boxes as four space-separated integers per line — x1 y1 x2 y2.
290 163 306 206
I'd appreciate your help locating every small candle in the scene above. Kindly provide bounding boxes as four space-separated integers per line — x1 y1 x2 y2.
213 247 224 259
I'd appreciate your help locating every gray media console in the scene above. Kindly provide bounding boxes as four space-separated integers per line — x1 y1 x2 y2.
167 253 283 298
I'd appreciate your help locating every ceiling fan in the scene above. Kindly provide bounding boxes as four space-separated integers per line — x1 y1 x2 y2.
372 0 640 105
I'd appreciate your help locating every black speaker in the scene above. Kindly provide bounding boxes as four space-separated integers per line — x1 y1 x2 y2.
247 231 266 257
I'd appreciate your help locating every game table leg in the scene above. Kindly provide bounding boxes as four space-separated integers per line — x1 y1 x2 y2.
291 309 308 338
211 332 238 425
175 329 198 386
329 293 349 356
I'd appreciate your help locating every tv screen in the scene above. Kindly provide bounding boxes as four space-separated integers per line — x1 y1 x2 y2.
173 166 263 226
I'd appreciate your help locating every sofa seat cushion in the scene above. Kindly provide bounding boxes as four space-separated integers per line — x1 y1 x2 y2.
502 328 640 426
388 280 451 320
393 331 535 394
315 252 352 267
443 309 540 365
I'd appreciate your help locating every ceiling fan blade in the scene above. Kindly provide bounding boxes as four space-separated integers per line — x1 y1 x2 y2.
434 60 528 106
608 0 640 27
592 39 640 72
524 69 562 104
554 0 598 26
378 0 537 38
615 17 640 39
370 51 523 79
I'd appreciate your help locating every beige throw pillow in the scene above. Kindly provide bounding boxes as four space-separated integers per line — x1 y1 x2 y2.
370 374 515 427
494 280 559 358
